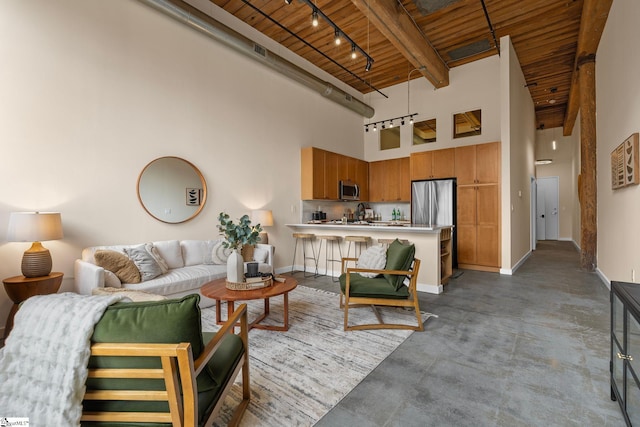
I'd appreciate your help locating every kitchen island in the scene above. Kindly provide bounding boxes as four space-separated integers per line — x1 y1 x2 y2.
286 223 453 294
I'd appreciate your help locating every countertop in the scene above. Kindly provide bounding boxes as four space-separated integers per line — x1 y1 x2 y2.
286 222 453 233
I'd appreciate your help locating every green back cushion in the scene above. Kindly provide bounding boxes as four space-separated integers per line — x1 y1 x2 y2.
383 239 415 289
85 294 216 421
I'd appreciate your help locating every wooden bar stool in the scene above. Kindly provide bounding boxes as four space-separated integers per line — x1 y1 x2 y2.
291 233 318 277
345 235 370 261
317 235 342 281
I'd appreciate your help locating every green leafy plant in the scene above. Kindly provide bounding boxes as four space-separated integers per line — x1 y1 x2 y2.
218 212 263 250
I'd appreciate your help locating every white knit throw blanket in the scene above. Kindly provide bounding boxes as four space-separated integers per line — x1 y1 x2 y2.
0 292 122 426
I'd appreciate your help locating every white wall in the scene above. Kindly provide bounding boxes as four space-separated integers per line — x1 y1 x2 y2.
595 0 640 284
363 55 502 162
500 36 536 273
535 127 580 242
0 0 366 329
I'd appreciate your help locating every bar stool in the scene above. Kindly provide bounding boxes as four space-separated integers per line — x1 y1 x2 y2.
291 233 318 277
378 238 410 248
345 235 370 261
317 235 342 281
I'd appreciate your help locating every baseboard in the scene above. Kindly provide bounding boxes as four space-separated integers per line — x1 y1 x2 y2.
417 282 443 294
501 251 532 275
596 267 611 289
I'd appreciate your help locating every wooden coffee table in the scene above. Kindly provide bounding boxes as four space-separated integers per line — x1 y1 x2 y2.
200 275 298 331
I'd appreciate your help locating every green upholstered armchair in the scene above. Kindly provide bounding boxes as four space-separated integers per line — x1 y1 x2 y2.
81 294 250 427
339 239 423 331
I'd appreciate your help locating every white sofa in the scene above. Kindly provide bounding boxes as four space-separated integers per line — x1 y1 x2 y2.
74 239 274 306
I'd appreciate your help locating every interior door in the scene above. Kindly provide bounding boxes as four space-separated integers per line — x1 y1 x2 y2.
536 176 559 240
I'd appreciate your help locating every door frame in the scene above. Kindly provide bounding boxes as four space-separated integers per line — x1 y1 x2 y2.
531 176 537 251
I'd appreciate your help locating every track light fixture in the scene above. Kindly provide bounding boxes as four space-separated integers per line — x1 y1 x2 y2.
365 113 419 133
284 0 293 4
298 0 374 72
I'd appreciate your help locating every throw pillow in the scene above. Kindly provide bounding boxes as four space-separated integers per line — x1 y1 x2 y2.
124 245 163 282
94 250 141 284
253 246 269 263
356 245 387 278
203 240 219 265
103 270 122 288
145 243 169 274
211 240 232 264
383 239 416 290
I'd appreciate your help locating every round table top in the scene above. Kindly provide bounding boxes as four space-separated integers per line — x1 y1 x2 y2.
3 271 64 285
201 275 298 302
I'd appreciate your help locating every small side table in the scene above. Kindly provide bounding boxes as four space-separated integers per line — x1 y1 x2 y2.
3 272 63 339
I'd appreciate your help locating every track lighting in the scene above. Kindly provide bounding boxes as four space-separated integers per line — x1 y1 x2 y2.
284 0 293 4
364 113 418 133
298 0 373 72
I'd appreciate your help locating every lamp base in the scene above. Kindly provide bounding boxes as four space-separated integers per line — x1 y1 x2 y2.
21 242 53 278
259 231 269 244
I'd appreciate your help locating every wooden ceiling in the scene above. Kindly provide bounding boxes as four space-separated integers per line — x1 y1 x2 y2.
207 0 587 130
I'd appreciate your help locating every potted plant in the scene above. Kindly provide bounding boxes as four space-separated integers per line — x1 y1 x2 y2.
218 212 263 282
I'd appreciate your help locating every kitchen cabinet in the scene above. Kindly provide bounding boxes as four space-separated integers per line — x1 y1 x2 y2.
455 141 500 270
301 147 368 200
369 157 410 202
455 141 499 185
410 148 455 181
456 184 500 269
611 281 640 426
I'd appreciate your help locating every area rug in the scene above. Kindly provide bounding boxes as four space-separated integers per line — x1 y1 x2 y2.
201 285 425 426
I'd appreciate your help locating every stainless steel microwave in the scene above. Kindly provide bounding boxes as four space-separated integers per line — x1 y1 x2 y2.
339 180 360 201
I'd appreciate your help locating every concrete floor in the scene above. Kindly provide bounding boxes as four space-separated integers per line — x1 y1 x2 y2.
297 241 625 426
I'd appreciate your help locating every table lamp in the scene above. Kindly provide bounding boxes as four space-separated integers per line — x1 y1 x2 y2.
251 209 273 244
7 212 64 278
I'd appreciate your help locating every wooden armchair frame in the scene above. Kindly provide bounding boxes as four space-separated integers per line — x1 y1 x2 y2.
340 258 423 331
81 303 250 427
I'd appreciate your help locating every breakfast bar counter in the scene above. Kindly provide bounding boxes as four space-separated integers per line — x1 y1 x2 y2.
286 223 453 294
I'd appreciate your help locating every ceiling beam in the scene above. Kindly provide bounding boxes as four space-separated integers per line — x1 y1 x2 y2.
350 0 449 88
563 0 613 136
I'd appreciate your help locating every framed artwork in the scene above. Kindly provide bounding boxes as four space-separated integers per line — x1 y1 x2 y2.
186 188 201 206
611 133 639 189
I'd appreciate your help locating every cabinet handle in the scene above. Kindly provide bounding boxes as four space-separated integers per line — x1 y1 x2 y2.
617 352 633 361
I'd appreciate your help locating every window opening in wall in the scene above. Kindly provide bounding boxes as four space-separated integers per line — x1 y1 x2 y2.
453 109 482 138
413 118 437 144
380 127 400 150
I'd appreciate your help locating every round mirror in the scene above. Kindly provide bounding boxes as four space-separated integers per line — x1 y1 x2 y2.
137 156 207 224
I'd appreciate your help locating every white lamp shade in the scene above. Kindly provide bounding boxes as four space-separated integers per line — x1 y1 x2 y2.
251 209 273 227
7 212 64 242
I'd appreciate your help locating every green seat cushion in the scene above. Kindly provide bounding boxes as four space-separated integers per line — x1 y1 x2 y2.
339 273 410 299
84 294 245 427
383 239 415 290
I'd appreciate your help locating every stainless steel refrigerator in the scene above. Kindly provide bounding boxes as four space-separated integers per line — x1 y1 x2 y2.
411 178 457 268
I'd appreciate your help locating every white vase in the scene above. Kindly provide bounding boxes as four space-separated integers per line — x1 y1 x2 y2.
227 249 244 282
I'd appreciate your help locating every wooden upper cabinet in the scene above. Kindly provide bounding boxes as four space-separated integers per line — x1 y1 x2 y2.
369 157 410 202
432 148 455 178
410 148 455 181
455 142 499 185
476 141 500 184
454 145 477 185
325 151 339 200
410 151 433 181
301 147 326 200
301 147 368 200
